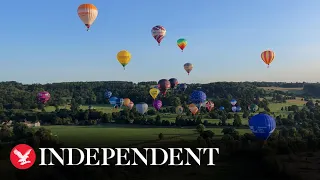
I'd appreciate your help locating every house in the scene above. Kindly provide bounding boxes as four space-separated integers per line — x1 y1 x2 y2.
24 121 41 127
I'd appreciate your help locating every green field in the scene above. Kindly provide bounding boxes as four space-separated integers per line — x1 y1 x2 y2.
40 125 251 147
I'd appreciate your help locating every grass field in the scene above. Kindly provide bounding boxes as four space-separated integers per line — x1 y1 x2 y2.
258 86 304 95
40 125 251 147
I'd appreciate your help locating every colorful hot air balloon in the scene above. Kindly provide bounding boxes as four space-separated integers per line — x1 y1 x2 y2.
37 91 50 104
189 90 207 109
188 104 198 115
261 50 275 68
136 102 148 115
109 97 118 106
149 88 160 99
123 98 131 106
169 78 178 89
176 106 184 114
230 99 237 106
117 50 131 70
236 106 242 112
77 4 98 31
177 38 187 52
158 79 170 96
152 100 162 111
219 106 225 110
248 104 259 112
205 101 214 112
178 83 187 92
184 63 193 75
249 113 276 140
231 106 237 112
127 101 134 110
151 25 166 46
104 90 112 99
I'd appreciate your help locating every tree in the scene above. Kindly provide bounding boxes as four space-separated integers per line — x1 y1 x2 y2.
196 124 205 133
232 114 242 127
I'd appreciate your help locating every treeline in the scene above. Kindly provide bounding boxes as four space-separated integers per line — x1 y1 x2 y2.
250 81 306 88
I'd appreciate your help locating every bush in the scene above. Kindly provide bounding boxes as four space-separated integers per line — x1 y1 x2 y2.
196 124 205 133
158 133 164 140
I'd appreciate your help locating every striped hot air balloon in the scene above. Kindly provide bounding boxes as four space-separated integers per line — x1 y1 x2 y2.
261 50 275 68
151 25 166 46
77 4 98 31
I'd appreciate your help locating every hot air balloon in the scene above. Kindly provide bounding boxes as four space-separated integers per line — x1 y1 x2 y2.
231 106 237 112
188 104 198 115
176 106 184 114
189 90 207 109
109 97 118 106
117 50 131 70
177 38 187 52
178 83 187 92
206 101 214 112
158 79 170 96
230 99 237 106
104 90 112 99
184 63 193 75
149 88 160 99
153 100 162 111
169 78 178 89
117 98 124 107
248 104 259 112
136 102 148 115
219 106 225 110
127 101 134 110
236 106 242 112
261 50 275 68
37 91 50 104
123 98 131 106
77 4 98 31
151 25 166 46
249 113 276 140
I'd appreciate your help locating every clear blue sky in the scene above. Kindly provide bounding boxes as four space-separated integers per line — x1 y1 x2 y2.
1 0 320 84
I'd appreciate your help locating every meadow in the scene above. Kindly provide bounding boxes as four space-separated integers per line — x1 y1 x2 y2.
33 97 308 147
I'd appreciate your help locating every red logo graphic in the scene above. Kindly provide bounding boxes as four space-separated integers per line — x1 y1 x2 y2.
10 144 36 170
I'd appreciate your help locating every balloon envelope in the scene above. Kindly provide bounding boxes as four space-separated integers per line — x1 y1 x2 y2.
261 50 275 67
206 101 214 112
152 100 162 111
104 90 112 99
151 25 166 45
158 79 170 96
177 38 187 51
188 104 198 115
231 106 237 112
37 91 50 104
117 98 124 107
109 97 118 105
169 78 179 89
230 99 237 106
127 101 134 110
178 83 187 92
189 90 207 108
176 106 184 114
77 4 98 31
249 113 276 140
123 98 131 106
236 106 242 112
184 63 193 75
219 106 225 110
149 88 160 99
136 103 148 115
117 50 131 69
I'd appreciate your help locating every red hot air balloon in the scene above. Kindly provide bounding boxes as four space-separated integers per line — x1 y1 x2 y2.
151 25 166 46
206 101 214 112
37 91 50 104
158 79 170 96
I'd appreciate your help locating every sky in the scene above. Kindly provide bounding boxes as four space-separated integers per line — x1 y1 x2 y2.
1 0 320 84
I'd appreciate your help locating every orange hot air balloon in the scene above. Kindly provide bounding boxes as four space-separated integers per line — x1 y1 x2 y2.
77 4 98 31
188 104 198 115
123 98 131 106
261 50 275 68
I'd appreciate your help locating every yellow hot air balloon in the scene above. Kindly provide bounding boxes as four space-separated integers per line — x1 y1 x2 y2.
123 98 131 106
149 88 160 99
188 104 198 115
117 50 131 70
77 4 98 31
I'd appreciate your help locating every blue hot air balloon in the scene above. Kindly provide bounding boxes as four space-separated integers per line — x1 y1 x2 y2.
219 106 225 110
109 97 118 106
236 106 242 112
178 83 187 92
189 90 207 108
117 98 124 107
230 99 237 106
136 102 148 115
249 113 276 140
104 90 112 99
